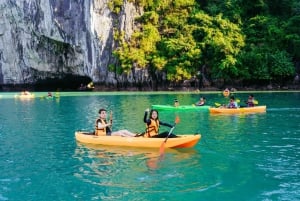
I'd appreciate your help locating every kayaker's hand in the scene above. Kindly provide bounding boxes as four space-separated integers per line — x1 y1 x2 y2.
145 108 150 112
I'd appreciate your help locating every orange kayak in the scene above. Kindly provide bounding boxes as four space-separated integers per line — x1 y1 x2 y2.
209 106 266 114
75 131 201 148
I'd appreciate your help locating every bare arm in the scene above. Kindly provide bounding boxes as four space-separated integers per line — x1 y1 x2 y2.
143 110 151 124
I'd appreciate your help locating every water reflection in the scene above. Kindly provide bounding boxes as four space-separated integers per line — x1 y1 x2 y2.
72 142 216 198
73 143 198 172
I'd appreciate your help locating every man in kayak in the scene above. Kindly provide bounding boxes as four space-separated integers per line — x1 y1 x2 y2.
195 96 206 106
95 108 136 137
227 96 239 108
143 108 177 138
174 99 180 107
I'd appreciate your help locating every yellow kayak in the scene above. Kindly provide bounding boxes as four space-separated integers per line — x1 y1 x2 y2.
209 106 266 114
75 131 201 148
14 93 35 99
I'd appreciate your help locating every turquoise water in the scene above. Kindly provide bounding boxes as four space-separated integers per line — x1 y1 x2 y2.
0 91 299 201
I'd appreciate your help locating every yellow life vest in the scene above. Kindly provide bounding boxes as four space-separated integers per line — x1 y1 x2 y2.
145 119 159 137
95 118 106 136
223 89 230 97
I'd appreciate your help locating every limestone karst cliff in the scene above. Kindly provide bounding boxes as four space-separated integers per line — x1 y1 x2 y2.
0 0 141 89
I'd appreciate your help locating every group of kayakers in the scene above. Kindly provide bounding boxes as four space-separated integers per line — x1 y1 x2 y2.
192 88 256 108
94 107 176 138
94 89 258 138
218 94 256 108
217 88 256 108
17 91 55 98
175 94 256 109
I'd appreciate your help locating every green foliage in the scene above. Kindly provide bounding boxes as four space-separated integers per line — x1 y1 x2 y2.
237 46 295 85
244 15 285 48
192 12 245 81
110 0 299 87
138 24 161 53
268 50 295 84
238 47 271 82
136 11 159 24
283 15 300 58
152 56 167 70
108 0 123 14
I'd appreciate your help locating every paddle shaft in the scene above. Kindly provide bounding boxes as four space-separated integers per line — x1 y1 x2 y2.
164 124 176 143
159 116 180 155
109 111 113 130
159 125 176 155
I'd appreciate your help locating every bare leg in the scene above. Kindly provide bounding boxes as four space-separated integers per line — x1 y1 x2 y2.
111 130 136 137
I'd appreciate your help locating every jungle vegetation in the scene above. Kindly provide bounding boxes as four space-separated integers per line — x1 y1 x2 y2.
111 0 300 89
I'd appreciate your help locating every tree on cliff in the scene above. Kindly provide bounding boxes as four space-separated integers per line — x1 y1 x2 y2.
111 0 298 89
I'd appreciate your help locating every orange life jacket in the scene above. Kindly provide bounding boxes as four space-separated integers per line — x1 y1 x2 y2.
95 118 106 136
145 119 159 138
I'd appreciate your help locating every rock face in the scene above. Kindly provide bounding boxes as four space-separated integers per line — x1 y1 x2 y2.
0 0 140 87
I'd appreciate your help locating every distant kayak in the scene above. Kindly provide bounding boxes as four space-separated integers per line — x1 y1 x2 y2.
209 106 266 114
151 104 210 111
14 93 35 99
40 92 60 100
75 131 201 148
40 95 58 100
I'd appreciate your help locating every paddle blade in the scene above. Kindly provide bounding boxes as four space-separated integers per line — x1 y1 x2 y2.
175 116 180 124
146 157 159 170
253 100 258 105
215 102 221 107
159 142 166 155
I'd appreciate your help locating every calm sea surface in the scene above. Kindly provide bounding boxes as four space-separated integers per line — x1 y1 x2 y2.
0 91 299 201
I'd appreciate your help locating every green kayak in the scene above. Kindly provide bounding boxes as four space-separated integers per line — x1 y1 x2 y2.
151 104 210 111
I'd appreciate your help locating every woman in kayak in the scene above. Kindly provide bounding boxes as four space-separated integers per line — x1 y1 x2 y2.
245 94 255 107
95 108 136 137
143 108 177 138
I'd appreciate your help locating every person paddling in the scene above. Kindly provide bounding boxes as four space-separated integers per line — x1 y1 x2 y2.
143 108 177 138
227 96 238 108
95 108 136 137
245 94 255 107
174 99 180 107
195 96 206 106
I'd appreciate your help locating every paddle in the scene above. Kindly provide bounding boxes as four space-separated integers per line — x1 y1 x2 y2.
159 116 180 156
215 98 240 108
109 110 113 130
215 102 221 107
216 99 258 108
